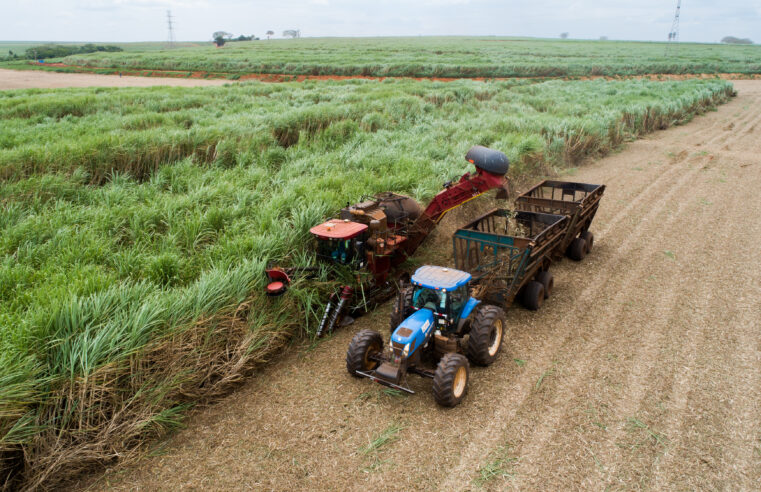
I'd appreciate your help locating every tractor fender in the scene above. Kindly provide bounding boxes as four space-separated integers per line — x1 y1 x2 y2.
457 297 481 333
391 308 436 356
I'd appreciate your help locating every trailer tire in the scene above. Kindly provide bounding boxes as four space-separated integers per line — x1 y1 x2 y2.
346 330 384 377
433 353 470 407
567 237 587 261
522 281 545 311
389 287 414 335
466 305 507 366
536 271 554 298
581 231 594 253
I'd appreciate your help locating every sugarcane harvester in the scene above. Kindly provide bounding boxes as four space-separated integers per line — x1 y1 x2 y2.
265 146 511 337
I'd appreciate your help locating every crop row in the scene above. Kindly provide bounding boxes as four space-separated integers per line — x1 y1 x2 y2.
61 37 761 78
0 77 733 488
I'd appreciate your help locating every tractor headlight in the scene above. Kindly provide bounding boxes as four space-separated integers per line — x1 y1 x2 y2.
402 343 410 357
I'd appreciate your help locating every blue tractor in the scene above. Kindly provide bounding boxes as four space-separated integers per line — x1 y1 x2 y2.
346 265 506 407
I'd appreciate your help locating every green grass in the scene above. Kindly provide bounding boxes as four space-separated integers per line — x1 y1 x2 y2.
0 76 733 488
473 444 517 487
56 37 761 78
359 423 405 455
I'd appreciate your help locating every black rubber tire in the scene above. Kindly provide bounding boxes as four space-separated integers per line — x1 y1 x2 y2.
566 237 587 261
346 329 384 377
522 281 545 311
389 287 414 335
466 305 507 366
535 271 554 299
581 231 594 253
432 353 470 407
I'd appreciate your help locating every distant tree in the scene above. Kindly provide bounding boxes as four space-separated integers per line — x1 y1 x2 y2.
233 34 256 41
266 30 274 40
213 31 232 46
282 29 301 39
599 36 608 41
560 32 569 39
721 36 753 45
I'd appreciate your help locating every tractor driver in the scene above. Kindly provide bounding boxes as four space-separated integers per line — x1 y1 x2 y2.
413 287 445 313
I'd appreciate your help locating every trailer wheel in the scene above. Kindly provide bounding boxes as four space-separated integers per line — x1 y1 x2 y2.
536 271 554 299
566 237 587 261
433 353 470 407
466 305 507 366
581 231 594 253
522 281 545 311
346 330 383 377
389 287 414 336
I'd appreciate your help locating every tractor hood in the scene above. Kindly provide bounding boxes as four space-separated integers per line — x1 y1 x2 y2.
391 308 435 354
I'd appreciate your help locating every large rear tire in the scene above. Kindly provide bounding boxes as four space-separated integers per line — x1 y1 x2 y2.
346 330 383 377
566 237 587 261
535 271 554 299
466 305 507 366
389 287 414 335
522 281 545 311
432 353 470 407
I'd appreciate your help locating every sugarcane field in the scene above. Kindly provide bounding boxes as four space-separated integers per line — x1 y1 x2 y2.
1 3 760 491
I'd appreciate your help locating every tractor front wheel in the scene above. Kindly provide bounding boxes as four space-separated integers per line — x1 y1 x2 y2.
346 330 383 377
433 353 470 407
466 305 507 366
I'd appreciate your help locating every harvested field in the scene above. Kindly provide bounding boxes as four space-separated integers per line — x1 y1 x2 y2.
0 68 229 90
77 80 761 491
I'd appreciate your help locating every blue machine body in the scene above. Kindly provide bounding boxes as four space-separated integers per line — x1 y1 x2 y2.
390 266 480 356
390 308 435 349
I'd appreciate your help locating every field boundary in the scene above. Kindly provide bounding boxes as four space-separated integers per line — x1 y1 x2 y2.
5 61 761 83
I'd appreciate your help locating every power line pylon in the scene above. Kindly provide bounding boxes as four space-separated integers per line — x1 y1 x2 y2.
667 0 681 54
167 10 176 48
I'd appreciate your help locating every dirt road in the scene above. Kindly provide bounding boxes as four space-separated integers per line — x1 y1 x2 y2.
80 81 761 491
0 68 229 90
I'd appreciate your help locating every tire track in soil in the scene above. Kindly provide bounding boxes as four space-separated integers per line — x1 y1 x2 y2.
464 153 716 491
588 166 747 490
77 81 761 492
439 141 710 489
649 178 761 490
705 96 761 147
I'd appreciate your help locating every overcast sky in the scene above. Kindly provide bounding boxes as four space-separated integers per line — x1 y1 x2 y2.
1 0 758 44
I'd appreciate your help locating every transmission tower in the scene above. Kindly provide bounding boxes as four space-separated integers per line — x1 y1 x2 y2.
667 0 681 53
167 10 176 48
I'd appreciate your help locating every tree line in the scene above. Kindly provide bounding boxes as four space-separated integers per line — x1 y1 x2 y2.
3 43 123 61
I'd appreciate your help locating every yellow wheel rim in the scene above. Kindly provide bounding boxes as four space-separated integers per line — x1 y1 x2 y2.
364 343 380 370
488 319 503 357
453 366 467 398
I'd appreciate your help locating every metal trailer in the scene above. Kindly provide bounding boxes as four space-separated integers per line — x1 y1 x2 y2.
514 180 605 261
453 209 568 310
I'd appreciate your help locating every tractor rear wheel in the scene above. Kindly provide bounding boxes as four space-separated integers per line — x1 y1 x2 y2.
389 287 414 336
346 330 383 377
466 305 507 366
536 271 554 299
566 237 587 261
433 353 470 407
581 231 594 253
522 281 545 311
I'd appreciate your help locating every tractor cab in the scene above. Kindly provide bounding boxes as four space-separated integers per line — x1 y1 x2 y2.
404 265 474 333
309 219 368 268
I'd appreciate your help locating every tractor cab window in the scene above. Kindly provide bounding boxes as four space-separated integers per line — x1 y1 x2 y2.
412 286 447 313
316 238 360 265
450 285 468 322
